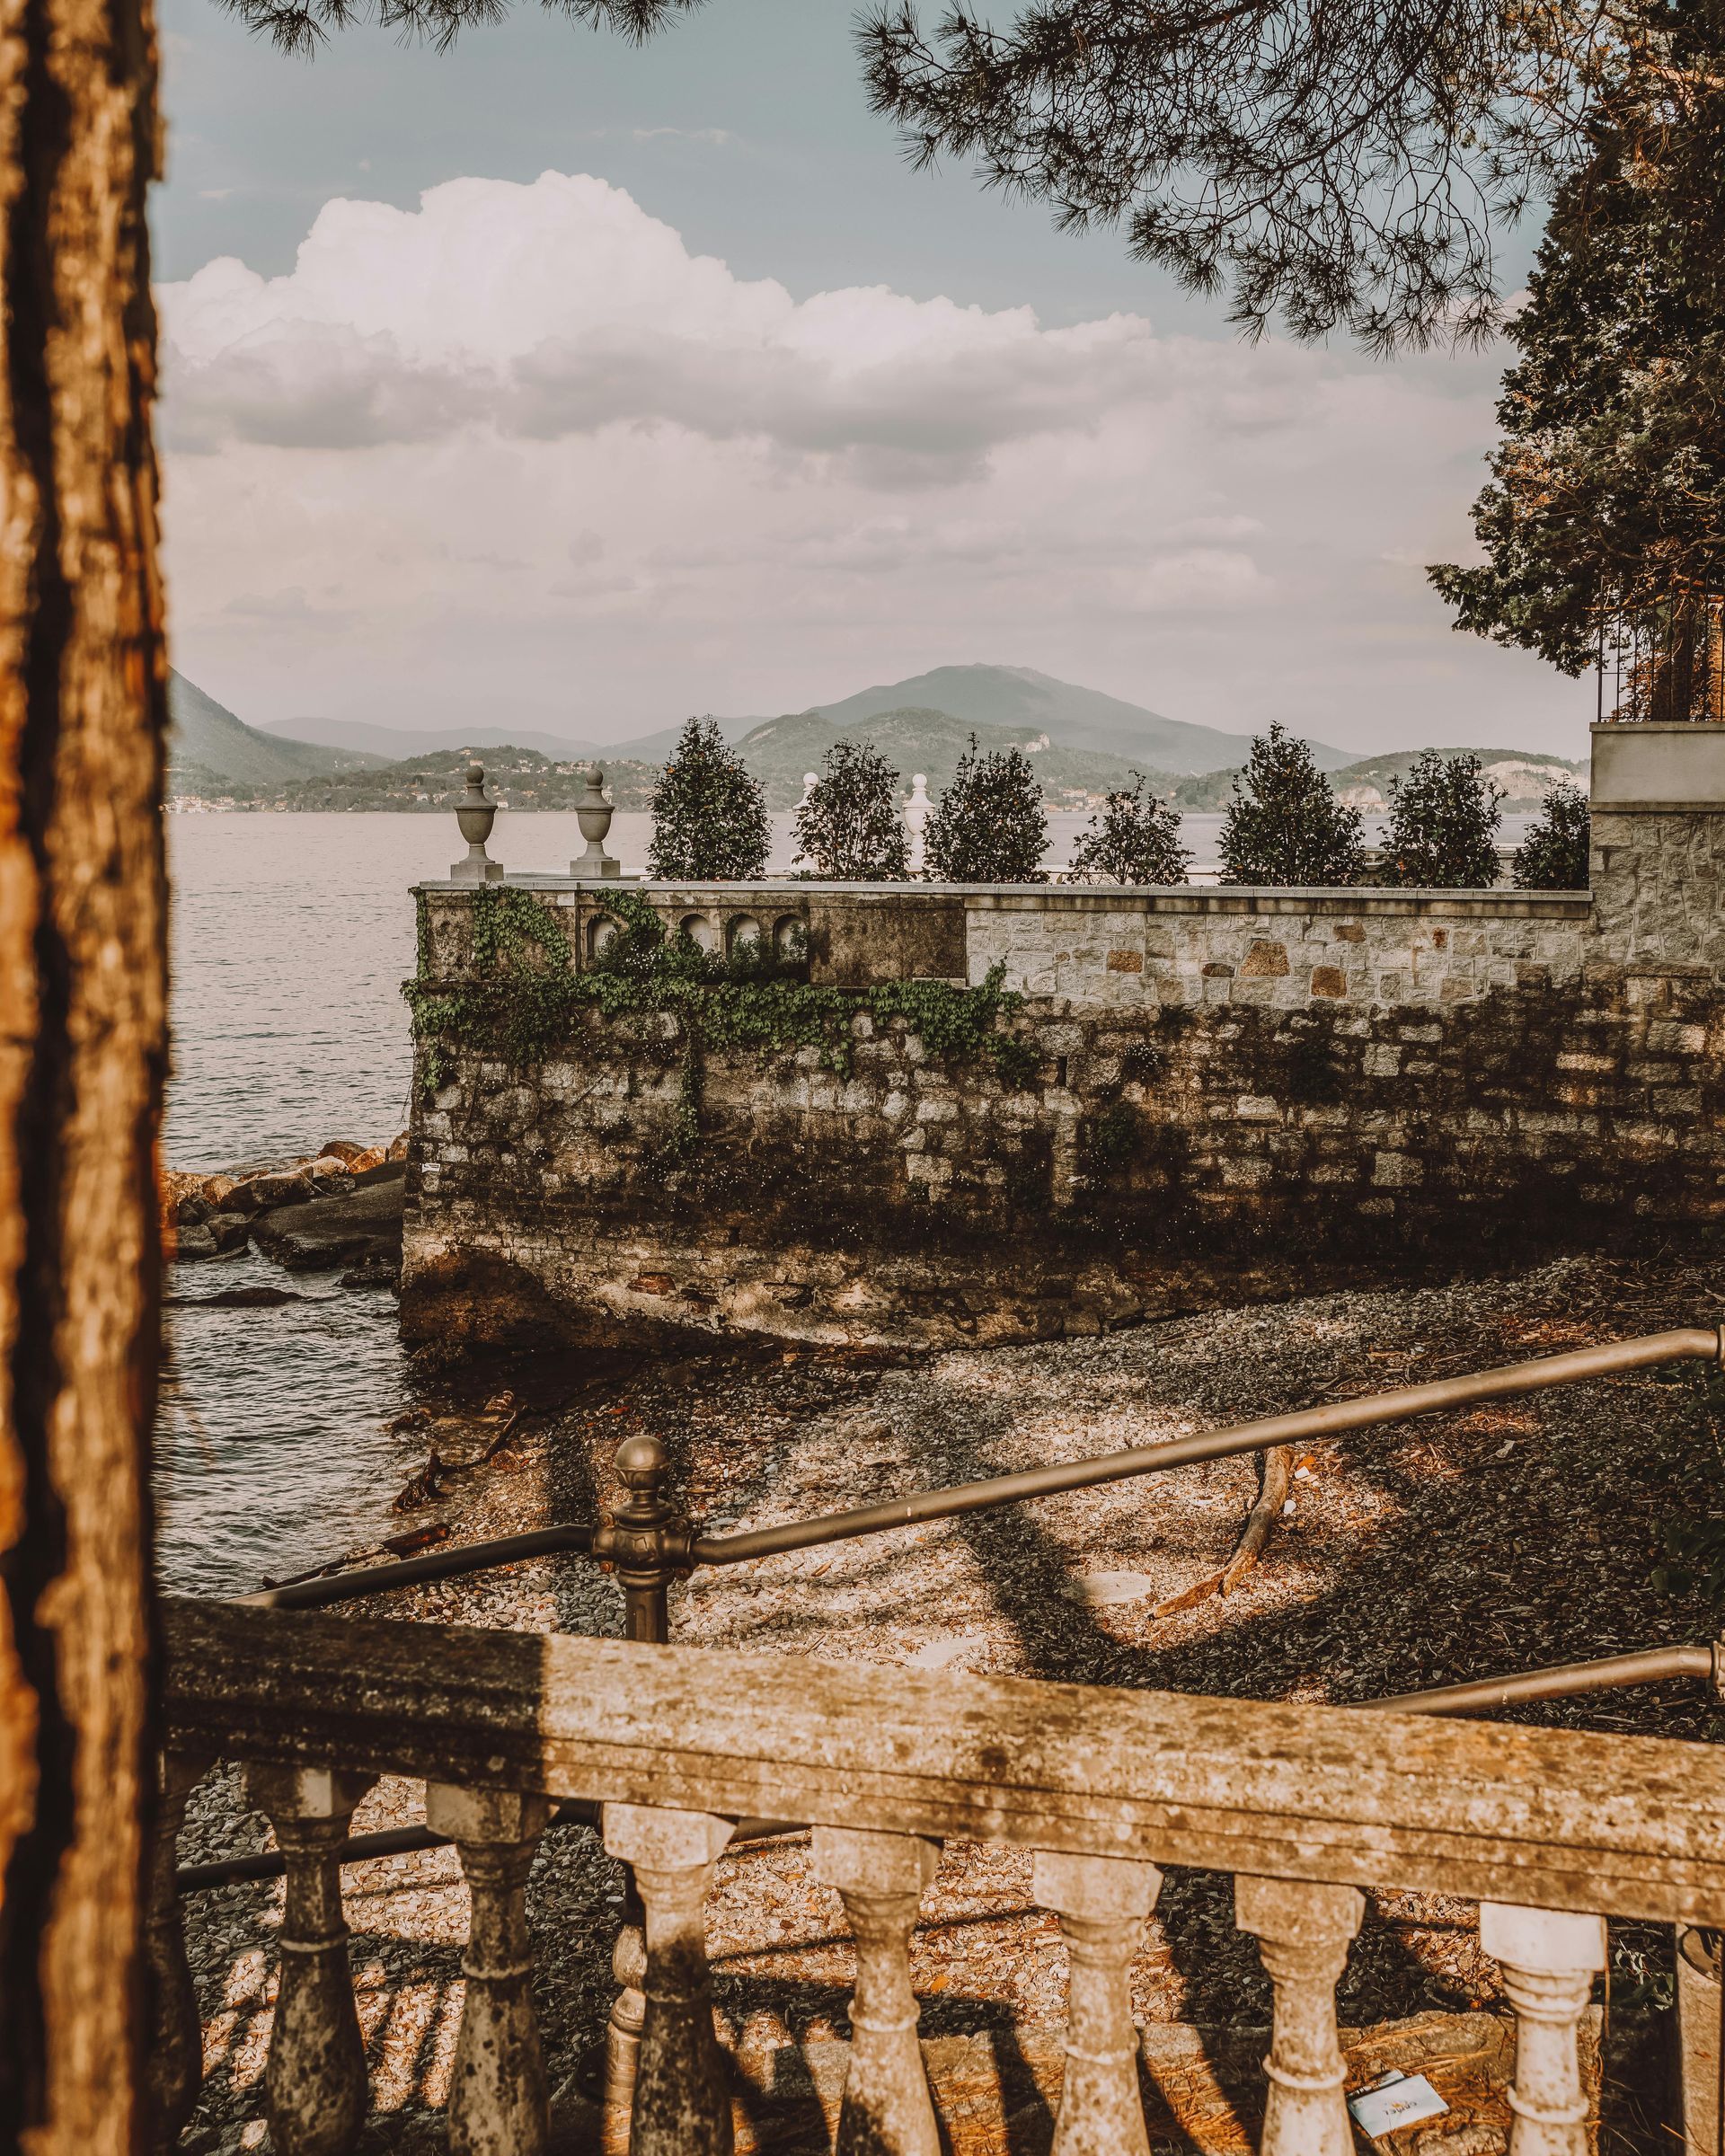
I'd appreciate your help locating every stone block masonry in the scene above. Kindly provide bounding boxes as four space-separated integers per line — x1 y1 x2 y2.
401 727 1725 1350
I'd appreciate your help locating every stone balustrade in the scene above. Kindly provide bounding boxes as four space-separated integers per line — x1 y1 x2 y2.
156 1600 1725 2154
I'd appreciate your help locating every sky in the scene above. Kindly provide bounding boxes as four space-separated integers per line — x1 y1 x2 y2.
153 0 1594 759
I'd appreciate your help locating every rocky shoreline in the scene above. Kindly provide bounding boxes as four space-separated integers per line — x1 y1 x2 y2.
164 1135 407 1279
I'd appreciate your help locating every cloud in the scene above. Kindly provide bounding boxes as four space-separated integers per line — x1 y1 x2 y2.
163 174 1176 479
155 172 1589 755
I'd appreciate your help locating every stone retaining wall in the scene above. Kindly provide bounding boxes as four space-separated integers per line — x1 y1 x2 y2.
402 806 1725 1348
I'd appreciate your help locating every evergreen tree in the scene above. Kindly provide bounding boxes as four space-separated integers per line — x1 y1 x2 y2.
647 717 771 880
1429 19 1725 674
1514 781 1591 888
1218 723 1367 886
924 735 1048 882
1067 773 1190 886
793 738 910 879
1380 750 1504 887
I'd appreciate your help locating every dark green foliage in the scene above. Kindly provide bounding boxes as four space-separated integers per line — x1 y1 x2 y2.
1218 723 1367 887
221 0 698 58
1513 782 1590 889
1429 18 1725 668
861 0 1597 349
1379 749 1503 888
924 734 1048 883
793 738 910 879
648 718 771 881
404 888 1036 1157
1067 773 1190 886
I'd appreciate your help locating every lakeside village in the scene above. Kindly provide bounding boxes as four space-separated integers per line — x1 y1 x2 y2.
149 694 1725 2156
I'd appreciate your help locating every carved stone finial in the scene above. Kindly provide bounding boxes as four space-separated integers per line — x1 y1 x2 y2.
571 764 625 879
451 764 503 884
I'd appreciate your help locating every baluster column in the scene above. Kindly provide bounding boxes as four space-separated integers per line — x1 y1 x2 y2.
1480 1903 1606 2156
604 1802 734 2156
146 1750 210 2147
1034 1850 1163 2156
812 1825 941 2156
247 1764 378 2156
425 1784 551 2156
1234 1875 1363 2156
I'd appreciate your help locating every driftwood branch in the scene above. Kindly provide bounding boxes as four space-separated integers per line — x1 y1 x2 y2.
1154 1446 1294 1617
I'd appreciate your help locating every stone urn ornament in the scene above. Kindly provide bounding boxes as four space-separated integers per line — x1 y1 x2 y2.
570 765 625 879
450 764 503 883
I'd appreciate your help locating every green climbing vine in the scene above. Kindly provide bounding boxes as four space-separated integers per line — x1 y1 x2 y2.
403 886 1038 1153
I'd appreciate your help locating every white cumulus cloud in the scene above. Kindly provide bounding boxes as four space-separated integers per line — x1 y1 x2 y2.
156 171 1588 753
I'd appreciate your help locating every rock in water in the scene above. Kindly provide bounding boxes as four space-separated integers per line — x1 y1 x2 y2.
173 1224 217 1262
206 1212 251 1254
247 1170 313 1209
166 1284 302 1309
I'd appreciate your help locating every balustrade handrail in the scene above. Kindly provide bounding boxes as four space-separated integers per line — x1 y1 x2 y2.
172 1636 1725 1892
163 1598 1725 1923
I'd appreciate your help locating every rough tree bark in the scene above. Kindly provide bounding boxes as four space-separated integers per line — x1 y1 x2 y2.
0 0 168 2133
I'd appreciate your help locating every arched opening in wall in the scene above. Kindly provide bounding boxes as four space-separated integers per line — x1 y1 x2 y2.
588 915 619 961
774 915 803 957
728 915 763 957
681 913 718 952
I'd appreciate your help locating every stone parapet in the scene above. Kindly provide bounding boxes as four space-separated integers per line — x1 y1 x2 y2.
403 724 1725 1347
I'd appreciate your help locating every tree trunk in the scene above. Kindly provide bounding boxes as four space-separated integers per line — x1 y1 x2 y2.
0 0 168 2134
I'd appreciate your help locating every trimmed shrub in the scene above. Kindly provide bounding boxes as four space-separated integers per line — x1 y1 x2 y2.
1218 722 1366 886
924 734 1048 882
1514 780 1590 888
793 738 910 879
1067 773 1190 885
1380 749 1504 887
648 717 770 879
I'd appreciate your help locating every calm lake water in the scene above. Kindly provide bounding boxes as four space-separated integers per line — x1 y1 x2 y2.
156 805 1537 1593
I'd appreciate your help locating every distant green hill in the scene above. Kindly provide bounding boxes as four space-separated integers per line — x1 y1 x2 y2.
730 664 1351 776
739 706 1173 809
168 671 388 787
1171 747 1588 814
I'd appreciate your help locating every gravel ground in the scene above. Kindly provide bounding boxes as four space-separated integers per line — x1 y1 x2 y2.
177 1249 1725 2152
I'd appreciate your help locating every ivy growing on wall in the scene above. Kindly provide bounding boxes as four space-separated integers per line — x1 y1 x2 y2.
404 885 1039 1155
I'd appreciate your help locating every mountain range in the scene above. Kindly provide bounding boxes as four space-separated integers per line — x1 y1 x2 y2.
255 664 1351 777
168 672 386 788
173 661 1580 812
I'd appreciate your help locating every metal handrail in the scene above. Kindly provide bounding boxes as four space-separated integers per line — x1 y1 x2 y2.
240 1324 1722 1612
693 1327 1722 1564
238 1521 596 1613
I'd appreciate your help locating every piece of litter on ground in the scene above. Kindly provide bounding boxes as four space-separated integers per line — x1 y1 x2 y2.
1294 1465 1314 1481
1348 2072 1448 2139
1281 1499 1296 1515
907 1635 987 1668
1062 1571 1159 1606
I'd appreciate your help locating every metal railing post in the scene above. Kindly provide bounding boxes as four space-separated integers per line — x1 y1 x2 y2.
590 1434 694 2119
595 1433 691 1646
